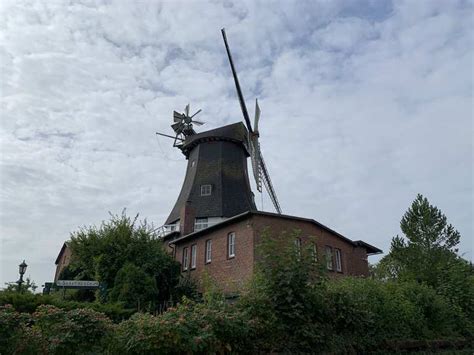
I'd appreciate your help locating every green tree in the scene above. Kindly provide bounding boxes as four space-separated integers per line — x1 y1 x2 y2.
375 194 473 316
68 211 181 305
378 194 460 287
239 230 330 353
109 263 157 310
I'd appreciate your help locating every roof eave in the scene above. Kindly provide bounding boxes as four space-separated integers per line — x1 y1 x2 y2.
354 240 383 255
169 210 383 256
54 242 69 265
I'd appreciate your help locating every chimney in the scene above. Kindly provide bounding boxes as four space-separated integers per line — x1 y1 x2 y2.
180 200 195 236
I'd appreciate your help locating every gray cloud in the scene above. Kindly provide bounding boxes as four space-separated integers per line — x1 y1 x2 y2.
1 0 472 287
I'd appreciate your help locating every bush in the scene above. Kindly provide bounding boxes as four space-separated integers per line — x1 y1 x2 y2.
33 305 113 354
0 305 32 354
0 290 135 322
0 290 54 313
1 278 471 354
237 229 473 353
111 295 251 354
0 305 113 355
325 278 469 352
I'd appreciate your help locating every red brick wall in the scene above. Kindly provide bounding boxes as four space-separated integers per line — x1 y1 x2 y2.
251 214 369 277
173 219 254 294
172 214 371 294
54 245 72 282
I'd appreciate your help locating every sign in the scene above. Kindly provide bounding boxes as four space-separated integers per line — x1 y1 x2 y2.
57 280 99 288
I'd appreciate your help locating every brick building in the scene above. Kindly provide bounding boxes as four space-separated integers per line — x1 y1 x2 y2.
52 121 382 293
156 120 381 294
163 210 381 294
54 242 71 282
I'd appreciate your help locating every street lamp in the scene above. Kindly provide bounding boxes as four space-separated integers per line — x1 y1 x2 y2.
17 260 27 292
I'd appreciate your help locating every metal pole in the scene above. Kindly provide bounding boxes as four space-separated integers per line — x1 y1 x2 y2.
17 274 24 292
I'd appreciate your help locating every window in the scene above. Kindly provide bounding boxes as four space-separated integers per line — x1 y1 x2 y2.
294 238 302 260
201 184 212 196
191 244 197 269
182 247 189 271
228 232 235 258
325 246 333 270
194 217 208 231
312 242 318 262
335 248 342 272
205 240 212 263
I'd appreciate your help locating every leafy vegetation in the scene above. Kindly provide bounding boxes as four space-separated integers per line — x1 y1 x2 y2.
374 194 474 320
0 290 135 322
66 211 195 307
1 195 472 353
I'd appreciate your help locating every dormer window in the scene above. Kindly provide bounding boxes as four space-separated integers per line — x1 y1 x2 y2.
201 184 212 196
194 217 208 231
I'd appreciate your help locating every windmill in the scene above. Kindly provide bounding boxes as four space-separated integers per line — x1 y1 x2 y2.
157 104 204 147
221 28 282 214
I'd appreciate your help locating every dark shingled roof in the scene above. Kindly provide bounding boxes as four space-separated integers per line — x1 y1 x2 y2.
165 122 256 225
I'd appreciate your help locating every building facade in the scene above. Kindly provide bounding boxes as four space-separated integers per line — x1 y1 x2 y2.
54 242 71 282
164 211 381 294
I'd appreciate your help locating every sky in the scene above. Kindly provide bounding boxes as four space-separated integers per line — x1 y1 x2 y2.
1 0 472 289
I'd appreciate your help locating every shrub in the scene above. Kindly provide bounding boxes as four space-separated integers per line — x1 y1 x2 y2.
326 278 471 351
34 305 113 354
0 304 32 354
0 290 54 313
0 290 135 322
238 230 332 353
111 296 251 354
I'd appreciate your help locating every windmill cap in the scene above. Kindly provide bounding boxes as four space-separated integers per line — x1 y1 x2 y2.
180 122 250 157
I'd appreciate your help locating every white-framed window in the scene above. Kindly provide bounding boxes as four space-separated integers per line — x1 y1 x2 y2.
312 242 318 262
335 248 342 272
191 244 197 269
228 232 235 258
194 217 208 231
182 247 189 271
325 246 333 270
205 240 212 263
294 238 302 260
201 184 212 196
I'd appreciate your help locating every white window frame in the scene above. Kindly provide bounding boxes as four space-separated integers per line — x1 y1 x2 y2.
194 217 208 231
312 242 318 262
205 240 212 263
335 248 342 272
191 244 197 269
294 238 302 260
182 247 189 271
200 184 212 196
228 232 235 258
325 246 333 270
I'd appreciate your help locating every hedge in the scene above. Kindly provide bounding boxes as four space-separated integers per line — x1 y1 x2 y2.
1 278 472 354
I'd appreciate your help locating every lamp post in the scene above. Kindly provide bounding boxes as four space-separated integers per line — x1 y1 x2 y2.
17 260 27 292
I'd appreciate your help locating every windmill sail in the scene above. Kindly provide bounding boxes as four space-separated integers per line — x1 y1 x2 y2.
251 138 262 192
221 28 281 214
254 99 261 134
259 153 282 214
221 28 253 134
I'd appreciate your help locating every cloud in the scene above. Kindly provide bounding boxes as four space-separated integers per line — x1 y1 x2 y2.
0 0 472 287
